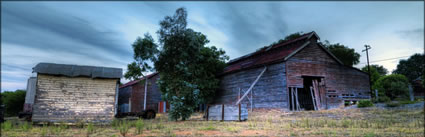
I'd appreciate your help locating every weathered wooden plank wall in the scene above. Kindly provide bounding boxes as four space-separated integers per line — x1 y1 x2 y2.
207 104 248 121
286 38 370 109
214 62 288 110
129 74 162 112
32 74 118 123
24 77 37 112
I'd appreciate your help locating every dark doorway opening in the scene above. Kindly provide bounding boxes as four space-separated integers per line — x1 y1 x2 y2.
289 76 323 111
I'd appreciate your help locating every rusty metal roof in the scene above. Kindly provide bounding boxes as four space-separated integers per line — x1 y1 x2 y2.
119 72 158 88
33 63 122 79
222 31 318 75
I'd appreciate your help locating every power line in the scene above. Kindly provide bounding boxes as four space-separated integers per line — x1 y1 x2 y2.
358 56 410 64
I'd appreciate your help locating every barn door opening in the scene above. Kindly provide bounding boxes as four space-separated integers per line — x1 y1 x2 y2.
289 86 315 111
302 76 323 110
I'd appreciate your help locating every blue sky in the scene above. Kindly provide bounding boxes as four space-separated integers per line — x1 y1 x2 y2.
1 2 424 92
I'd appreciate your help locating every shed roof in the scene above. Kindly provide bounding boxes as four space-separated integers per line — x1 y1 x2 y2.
222 31 320 74
33 63 122 79
119 72 158 88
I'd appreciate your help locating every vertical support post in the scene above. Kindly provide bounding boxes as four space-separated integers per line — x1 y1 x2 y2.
143 77 148 110
250 89 253 112
206 105 209 121
408 85 414 101
362 45 373 100
238 103 241 121
375 89 379 102
221 104 224 121
291 88 295 111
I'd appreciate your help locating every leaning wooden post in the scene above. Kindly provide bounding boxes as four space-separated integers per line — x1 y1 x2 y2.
310 87 317 110
295 88 301 111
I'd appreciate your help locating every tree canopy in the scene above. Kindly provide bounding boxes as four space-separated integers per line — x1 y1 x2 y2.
321 40 360 66
372 74 409 100
1 90 26 117
361 64 388 87
124 33 159 81
393 53 424 82
152 8 228 120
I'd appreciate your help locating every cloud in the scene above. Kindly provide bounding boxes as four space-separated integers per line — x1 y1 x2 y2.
1 2 133 91
396 28 424 40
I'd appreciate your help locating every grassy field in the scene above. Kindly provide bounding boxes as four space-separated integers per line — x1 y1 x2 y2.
1 105 424 137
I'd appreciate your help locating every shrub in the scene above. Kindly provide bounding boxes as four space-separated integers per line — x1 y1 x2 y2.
135 118 144 134
386 102 401 107
358 100 374 108
1 121 13 131
119 120 130 137
111 119 120 129
21 122 32 132
373 74 409 100
377 96 391 103
86 123 95 137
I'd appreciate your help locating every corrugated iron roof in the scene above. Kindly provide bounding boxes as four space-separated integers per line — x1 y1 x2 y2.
33 63 122 79
222 31 318 74
119 72 158 88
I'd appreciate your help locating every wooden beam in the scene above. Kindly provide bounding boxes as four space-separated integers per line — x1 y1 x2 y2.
235 67 267 105
295 88 300 111
291 88 295 111
312 80 321 110
221 104 224 121
310 86 317 110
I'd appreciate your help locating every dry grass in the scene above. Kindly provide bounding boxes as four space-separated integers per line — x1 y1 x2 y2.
2 106 424 137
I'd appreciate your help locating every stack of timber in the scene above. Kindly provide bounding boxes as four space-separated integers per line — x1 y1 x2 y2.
206 104 248 121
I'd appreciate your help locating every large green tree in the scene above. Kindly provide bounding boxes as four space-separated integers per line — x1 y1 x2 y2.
154 8 228 120
372 74 409 100
321 40 360 66
1 90 26 117
361 64 388 86
124 33 159 111
393 53 424 82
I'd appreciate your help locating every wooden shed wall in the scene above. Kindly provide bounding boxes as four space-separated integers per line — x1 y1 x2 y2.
214 62 288 110
129 74 162 112
286 39 370 109
32 74 118 123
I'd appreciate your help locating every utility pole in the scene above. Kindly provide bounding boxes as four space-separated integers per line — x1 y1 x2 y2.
362 45 373 100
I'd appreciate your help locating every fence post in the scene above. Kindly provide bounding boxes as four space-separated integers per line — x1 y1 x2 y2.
408 85 414 101
221 104 224 121
375 89 379 102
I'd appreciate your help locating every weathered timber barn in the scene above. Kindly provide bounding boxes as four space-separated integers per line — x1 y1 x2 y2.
118 73 169 113
213 31 370 111
31 63 122 123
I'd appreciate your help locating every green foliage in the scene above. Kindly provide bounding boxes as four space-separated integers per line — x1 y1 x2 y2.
393 53 424 82
1 121 13 131
362 66 382 87
124 33 159 81
135 118 144 134
41 124 48 137
1 90 26 116
321 40 360 66
267 32 303 47
386 102 401 107
373 74 409 100
154 7 228 121
357 100 374 108
377 96 391 103
20 121 32 132
86 123 95 137
119 120 130 137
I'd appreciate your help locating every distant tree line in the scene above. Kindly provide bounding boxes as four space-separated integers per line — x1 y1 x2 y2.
1 90 26 117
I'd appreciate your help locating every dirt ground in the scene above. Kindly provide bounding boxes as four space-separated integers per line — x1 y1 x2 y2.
1 102 424 137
